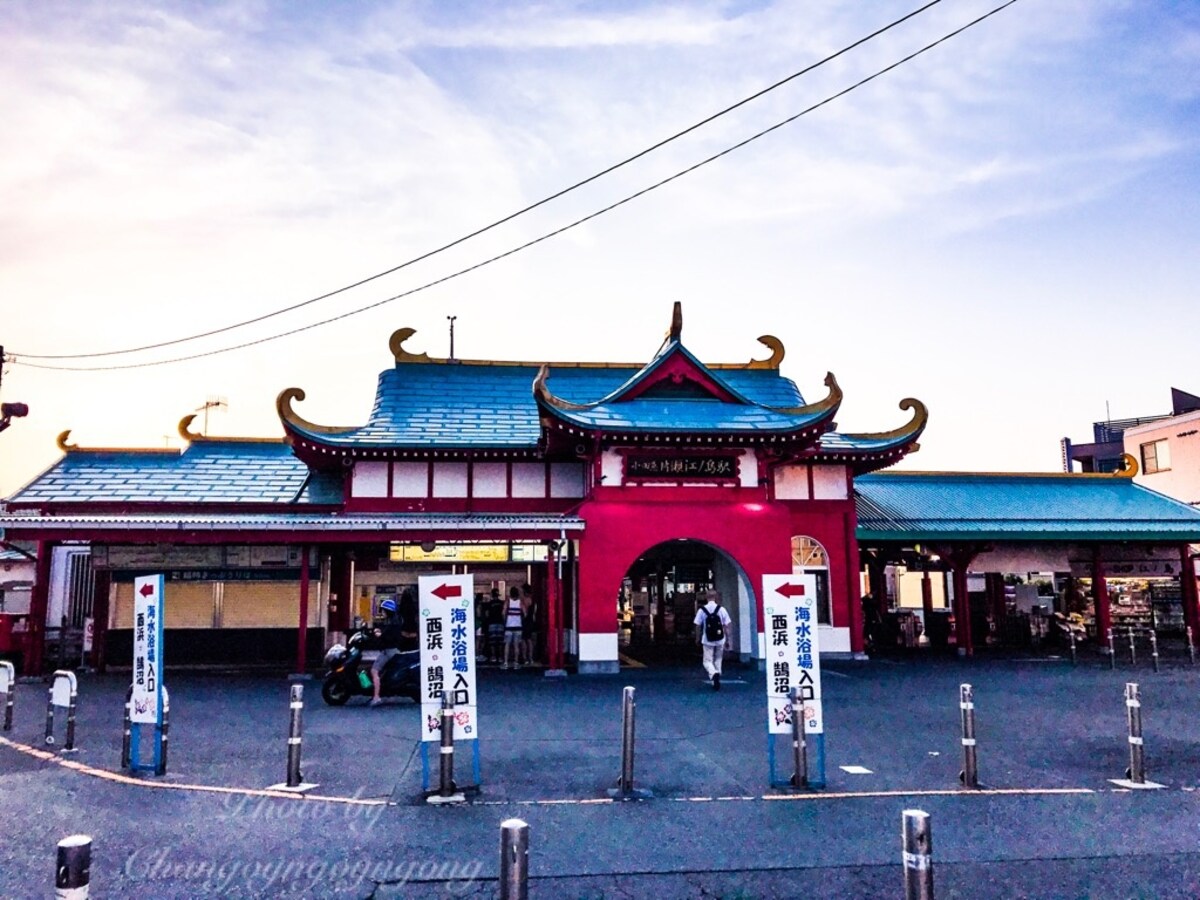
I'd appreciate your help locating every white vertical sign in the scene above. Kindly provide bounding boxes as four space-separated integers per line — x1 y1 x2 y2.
763 573 823 735
131 574 165 724
418 573 477 743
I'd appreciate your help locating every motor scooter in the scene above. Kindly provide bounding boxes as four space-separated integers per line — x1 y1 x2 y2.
321 629 421 705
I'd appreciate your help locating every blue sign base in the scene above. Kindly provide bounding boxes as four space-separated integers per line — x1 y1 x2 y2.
128 722 165 775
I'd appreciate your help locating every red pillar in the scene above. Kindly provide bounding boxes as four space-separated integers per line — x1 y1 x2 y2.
24 541 53 676
844 510 864 654
952 563 973 657
1181 543 1200 639
1092 549 1111 649
986 573 1006 628
546 543 562 671
91 568 111 673
921 570 934 622
295 545 310 674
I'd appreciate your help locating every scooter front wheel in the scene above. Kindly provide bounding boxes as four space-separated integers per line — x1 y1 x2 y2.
321 677 352 706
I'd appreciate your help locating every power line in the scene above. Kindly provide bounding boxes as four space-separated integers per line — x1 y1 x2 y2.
12 0 947 362
14 0 1020 374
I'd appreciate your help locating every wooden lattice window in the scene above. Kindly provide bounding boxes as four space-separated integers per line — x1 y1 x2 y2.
791 536 828 570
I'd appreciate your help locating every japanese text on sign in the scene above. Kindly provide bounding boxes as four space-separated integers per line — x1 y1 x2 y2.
625 453 739 481
131 574 165 724
763 574 823 735
418 574 478 742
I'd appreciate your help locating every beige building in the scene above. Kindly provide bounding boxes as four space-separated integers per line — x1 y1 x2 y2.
1125 409 1200 507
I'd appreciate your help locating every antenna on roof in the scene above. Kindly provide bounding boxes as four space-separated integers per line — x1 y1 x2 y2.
447 315 457 361
195 396 228 436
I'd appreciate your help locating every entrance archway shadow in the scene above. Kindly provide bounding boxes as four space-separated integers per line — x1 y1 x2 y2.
616 539 757 669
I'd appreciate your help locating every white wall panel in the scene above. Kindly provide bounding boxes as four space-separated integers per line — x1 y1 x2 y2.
511 462 546 498
391 462 428 498
473 462 508 498
432 462 469 498
774 465 810 500
550 463 585 498
811 465 848 500
352 462 389 498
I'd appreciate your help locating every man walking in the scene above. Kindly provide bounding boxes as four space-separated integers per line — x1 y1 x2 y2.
694 590 733 690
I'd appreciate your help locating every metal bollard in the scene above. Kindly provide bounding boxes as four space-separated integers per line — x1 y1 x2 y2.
286 684 304 788
619 685 636 795
156 687 170 777
120 686 132 769
1149 630 1159 673
1107 628 1115 670
1188 626 1196 666
44 670 78 751
1 660 14 731
958 684 978 789
1128 627 1137 666
55 834 92 899
1125 682 1145 784
789 687 808 789
439 691 456 797
902 809 933 900
499 818 530 900
1068 628 1077 666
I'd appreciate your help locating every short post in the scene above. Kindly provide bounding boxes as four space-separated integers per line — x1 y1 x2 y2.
286 683 304 788
499 818 530 900
155 687 170 777
1149 630 1159 673
120 686 132 770
1068 628 1077 666
56 834 92 899
1125 682 1145 784
0 660 15 731
1107 628 1115 670
789 686 808 789
439 690 456 798
1188 626 1196 666
1128 627 1137 666
959 683 978 789
902 809 933 900
619 685 636 795
44 670 78 752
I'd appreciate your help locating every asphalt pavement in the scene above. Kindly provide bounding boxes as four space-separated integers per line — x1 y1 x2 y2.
3 648 1200 897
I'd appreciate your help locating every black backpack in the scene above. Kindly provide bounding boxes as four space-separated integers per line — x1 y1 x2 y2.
703 605 725 642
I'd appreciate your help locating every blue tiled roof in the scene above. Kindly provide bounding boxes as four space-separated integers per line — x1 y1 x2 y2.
8 441 339 506
545 398 825 433
291 361 809 447
820 432 910 451
856 472 1200 541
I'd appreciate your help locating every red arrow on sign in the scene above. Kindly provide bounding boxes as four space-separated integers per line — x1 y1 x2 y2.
431 583 462 600
775 583 806 598
139 583 156 597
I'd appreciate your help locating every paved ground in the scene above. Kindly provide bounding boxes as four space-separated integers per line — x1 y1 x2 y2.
3 649 1200 897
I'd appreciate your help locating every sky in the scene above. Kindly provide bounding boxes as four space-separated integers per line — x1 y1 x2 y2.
1 0 1197 498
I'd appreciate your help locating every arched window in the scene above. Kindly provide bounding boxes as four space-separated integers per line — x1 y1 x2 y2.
791 535 831 625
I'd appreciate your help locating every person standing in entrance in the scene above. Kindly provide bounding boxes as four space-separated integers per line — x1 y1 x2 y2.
502 586 525 669
694 591 732 690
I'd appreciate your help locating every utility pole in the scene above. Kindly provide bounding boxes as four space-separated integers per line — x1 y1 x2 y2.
447 316 457 361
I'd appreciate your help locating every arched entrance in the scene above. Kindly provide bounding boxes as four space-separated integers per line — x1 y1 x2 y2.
617 539 756 667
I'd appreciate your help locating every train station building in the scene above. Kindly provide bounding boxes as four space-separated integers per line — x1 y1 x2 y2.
4 305 1200 675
